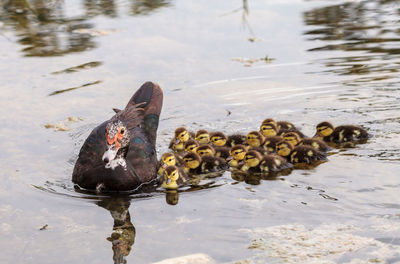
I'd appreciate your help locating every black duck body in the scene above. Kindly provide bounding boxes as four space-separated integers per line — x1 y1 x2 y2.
72 82 163 191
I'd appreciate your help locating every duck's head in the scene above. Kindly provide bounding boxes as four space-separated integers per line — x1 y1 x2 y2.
210 132 227 146
276 141 294 157
195 129 210 144
184 139 199 153
246 131 264 147
182 152 202 169
282 132 301 146
315 121 334 138
160 153 176 168
260 122 278 137
162 165 180 189
102 120 130 164
196 144 215 157
244 150 263 168
174 127 190 144
230 145 247 161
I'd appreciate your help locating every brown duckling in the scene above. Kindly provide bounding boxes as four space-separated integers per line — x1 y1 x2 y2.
195 129 210 144
227 144 247 168
276 141 327 164
184 139 199 153
299 138 331 152
261 118 302 136
157 152 183 175
246 131 265 148
161 165 187 190
262 136 283 153
169 127 193 151
210 131 228 147
241 150 292 173
227 133 247 147
314 121 369 143
182 152 228 174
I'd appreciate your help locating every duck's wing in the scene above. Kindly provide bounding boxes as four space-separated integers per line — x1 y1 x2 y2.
124 82 163 146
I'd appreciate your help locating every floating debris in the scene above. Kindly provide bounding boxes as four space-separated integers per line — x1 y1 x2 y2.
39 224 48 230
48 80 102 96
232 55 275 67
44 116 83 132
51 61 102 74
72 28 114 37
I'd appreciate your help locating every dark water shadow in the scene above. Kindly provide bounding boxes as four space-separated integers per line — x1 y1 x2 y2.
0 0 173 57
303 0 400 83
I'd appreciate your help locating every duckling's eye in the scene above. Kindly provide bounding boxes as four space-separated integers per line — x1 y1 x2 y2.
168 158 173 162
247 136 251 139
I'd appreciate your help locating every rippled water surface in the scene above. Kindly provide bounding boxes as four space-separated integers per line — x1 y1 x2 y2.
1 0 400 263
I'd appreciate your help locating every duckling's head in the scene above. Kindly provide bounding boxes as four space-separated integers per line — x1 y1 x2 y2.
261 118 278 127
282 132 301 146
162 165 180 189
244 150 263 168
315 122 334 138
195 129 210 144
160 153 176 168
276 141 294 157
174 127 190 143
184 139 199 153
230 145 247 161
196 144 215 157
182 152 202 169
260 122 278 137
102 120 130 164
246 131 264 147
210 132 227 146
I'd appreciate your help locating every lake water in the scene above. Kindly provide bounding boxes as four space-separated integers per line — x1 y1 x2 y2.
1 0 400 263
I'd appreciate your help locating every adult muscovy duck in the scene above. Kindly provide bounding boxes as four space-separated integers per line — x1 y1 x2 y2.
72 82 163 192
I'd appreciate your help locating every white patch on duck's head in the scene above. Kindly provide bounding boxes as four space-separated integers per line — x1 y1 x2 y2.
103 120 130 166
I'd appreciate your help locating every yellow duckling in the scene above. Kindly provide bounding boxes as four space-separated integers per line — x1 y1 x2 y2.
196 144 230 161
246 131 265 148
195 129 210 144
210 132 228 147
314 121 369 144
182 152 228 174
276 141 327 164
157 152 181 176
169 127 192 151
241 150 291 173
259 122 279 137
184 139 199 153
227 144 247 168
161 165 187 190
282 131 302 147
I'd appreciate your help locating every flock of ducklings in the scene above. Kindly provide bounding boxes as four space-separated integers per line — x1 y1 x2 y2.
158 119 369 189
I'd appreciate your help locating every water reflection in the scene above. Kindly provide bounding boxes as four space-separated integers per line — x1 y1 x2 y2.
303 0 400 80
97 196 136 264
0 0 172 56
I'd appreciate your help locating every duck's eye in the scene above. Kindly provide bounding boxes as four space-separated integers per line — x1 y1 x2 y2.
120 127 125 134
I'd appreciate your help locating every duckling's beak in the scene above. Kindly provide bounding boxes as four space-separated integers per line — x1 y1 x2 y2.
162 163 168 168
226 156 233 161
166 178 172 184
175 139 181 144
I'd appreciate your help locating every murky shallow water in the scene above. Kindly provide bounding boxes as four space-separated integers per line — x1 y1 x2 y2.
1 0 400 263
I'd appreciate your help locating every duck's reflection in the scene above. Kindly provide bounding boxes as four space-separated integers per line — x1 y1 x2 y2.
165 190 179 205
96 196 136 264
